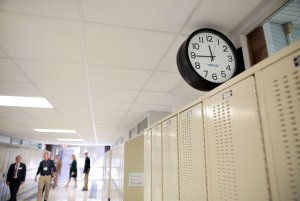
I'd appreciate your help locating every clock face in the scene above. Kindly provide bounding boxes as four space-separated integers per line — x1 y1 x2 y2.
187 31 237 83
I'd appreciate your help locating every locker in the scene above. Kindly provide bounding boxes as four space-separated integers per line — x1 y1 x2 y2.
162 116 179 201
178 103 207 201
257 50 300 201
110 146 124 201
203 76 270 201
144 129 152 201
151 124 162 201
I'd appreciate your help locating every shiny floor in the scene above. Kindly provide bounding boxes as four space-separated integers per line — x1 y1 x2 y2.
25 180 110 201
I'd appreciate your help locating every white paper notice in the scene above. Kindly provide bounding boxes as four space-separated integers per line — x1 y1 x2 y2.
128 172 144 187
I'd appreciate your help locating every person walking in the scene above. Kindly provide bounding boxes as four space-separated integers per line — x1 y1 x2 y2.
53 155 62 188
82 152 90 191
35 152 56 201
65 155 77 188
6 156 26 201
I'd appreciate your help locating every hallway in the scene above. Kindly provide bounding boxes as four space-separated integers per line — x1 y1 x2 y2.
24 180 111 201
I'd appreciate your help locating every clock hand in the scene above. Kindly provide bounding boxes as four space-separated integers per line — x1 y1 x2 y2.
208 45 214 62
196 55 212 58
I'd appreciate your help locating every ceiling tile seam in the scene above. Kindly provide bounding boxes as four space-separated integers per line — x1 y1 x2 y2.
89 64 181 73
88 64 154 72
0 9 81 22
0 45 68 122
110 0 205 136
132 0 205 91
79 0 98 144
84 20 180 36
178 0 205 34
0 9 186 36
9 57 84 65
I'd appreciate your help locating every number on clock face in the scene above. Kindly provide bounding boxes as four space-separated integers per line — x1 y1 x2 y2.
187 32 236 83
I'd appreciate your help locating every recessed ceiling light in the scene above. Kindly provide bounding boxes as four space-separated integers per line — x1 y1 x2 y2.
0 96 53 108
34 129 76 133
57 138 84 142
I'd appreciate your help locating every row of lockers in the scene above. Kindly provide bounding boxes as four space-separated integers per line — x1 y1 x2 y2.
0 145 43 200
102 146 125 201
144 41 300 201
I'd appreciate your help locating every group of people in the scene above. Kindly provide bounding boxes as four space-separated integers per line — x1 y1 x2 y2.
6 151 91 201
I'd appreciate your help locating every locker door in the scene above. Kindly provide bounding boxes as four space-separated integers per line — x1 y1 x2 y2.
204 76 270 201
162 116 179 201
144 129 152 201
179 103 207 201
152 124 162 201
258 50 300 201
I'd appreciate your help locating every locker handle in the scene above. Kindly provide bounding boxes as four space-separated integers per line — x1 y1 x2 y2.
222 90 232 100
294 55 300 67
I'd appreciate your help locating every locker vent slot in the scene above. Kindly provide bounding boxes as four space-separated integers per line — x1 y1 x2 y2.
162 118 179 201
272 70 300 200
213 101 238 201
181 117 192 200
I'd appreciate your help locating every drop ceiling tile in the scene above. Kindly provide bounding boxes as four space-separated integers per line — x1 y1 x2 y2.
0 0 81 19
93 101 131 112
136 91 172 105
130 103 170 113
16 60 87 86
37 85 88 100
144 71 181 92
95 111 126 118
0 48 8 57
89 66 152 90
92 88 139 103
85 23 176 69
158 36 187 72
182 0 264 34
0 112 30 120
50 99 90 112
0 58 29 82
0 12 83 63
83 0 198 32
0 107 26 115
0 82 42 97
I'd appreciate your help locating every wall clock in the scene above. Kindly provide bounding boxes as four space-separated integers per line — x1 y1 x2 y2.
177 28 239 91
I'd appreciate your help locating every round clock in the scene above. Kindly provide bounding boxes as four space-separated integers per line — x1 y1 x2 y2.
177 28 238 91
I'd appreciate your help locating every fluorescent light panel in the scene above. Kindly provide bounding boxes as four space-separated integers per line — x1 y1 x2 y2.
0 96 53 108
57 138 84 142
34 129 76 133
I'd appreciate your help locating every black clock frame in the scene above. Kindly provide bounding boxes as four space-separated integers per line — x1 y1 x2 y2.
177 28 238 91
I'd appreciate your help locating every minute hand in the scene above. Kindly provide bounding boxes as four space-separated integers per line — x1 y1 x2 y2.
208 45 215 62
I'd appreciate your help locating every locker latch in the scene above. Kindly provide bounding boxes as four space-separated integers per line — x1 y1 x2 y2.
222 90 232 100
294 55 300 67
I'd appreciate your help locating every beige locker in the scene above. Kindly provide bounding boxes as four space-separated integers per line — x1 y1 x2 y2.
102 150 112 200
152 124 162 201
204 76 270 201
162 116 179 201
178 103 207 201
144 129 152 201
110 146 124 201
257 50 300 201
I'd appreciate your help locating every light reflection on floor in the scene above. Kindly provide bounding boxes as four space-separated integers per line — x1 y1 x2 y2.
26 180 109 201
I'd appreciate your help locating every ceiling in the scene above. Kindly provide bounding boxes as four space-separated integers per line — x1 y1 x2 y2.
0 0 266 145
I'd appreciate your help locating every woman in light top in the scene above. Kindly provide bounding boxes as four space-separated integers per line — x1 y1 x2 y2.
65 154 77 188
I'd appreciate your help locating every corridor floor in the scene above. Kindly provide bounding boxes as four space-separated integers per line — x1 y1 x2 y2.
25 180 111 201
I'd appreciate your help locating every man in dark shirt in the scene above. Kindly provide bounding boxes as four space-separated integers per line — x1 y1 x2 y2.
82 152 90 191
35 152 56 201
6 156 26 201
